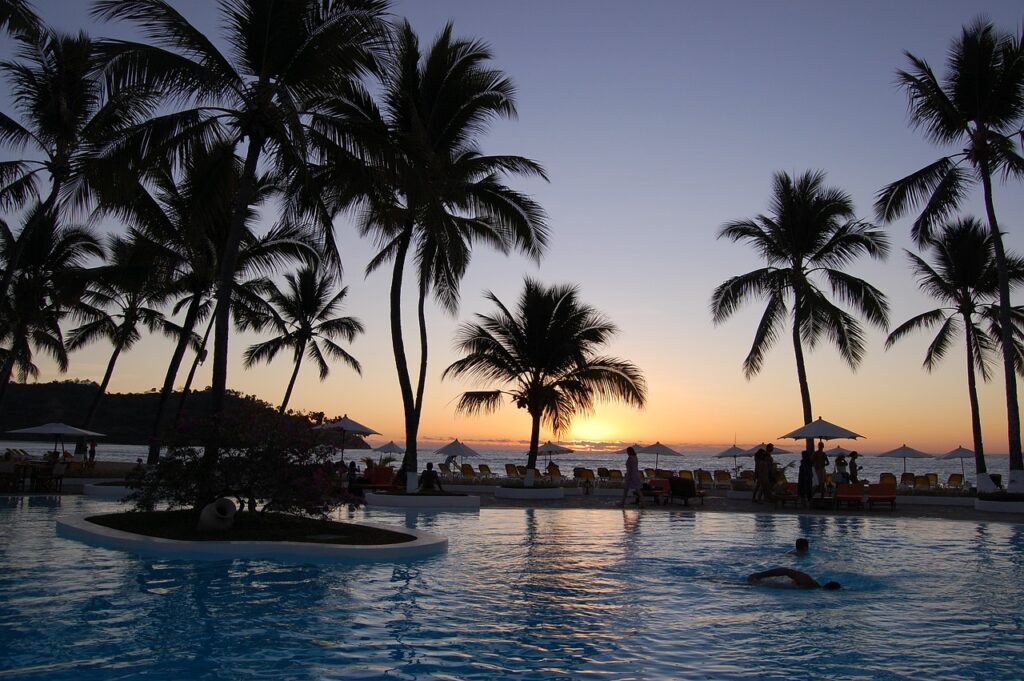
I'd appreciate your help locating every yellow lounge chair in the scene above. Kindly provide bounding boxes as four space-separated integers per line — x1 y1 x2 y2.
925 472 938 488
945 473 964 489
608 469 624 482
438 463 454 479
460 463 476 480
913 475 930 493
713 470 732 489
879 472 897 487
678 470 693 481
505 463 520 478
695 469 714 490
478 464 494 477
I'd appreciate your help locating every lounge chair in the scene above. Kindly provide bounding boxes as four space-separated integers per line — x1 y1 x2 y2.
644 467 656 480
546 464 565 482
608 469 624 483
867 483 896 510
438 463 454 479
654 468 673 479
505 463 521 478
713 470 732 489
678 470 693 481
31 463 66 493
517 465 528 476
477 464 495 477
913 475 930 493
925 472 938 489
773 482 799 508
695 469 714 490
834 483 865 509
739 470 755 482
899 472 915 490
597 467 611 481
944 473 964 490
879 472 897 487
576 468 598 489
459 463 477 480
667 476 705 506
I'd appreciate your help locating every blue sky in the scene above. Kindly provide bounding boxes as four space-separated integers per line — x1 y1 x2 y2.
7 1 1024 455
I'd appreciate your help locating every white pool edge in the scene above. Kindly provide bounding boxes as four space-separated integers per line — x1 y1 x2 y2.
56 514 448 562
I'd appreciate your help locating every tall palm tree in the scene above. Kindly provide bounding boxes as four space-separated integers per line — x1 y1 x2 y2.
321 21 548 477
0 206 102 407
65 234 173 428
94 142 317 462
443 279 647 471
0 0 39 40
875 18 1024 474
92 0 390 480
0 26 151 300
243 265 362 414
711 170 890 449
885 218 1024 475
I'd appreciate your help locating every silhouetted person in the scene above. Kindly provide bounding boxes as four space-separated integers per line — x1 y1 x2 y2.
848 451 860 484
418 462 444 492
747 567 840 589
797 450 814 506
788 538 809 556
811 442 829 498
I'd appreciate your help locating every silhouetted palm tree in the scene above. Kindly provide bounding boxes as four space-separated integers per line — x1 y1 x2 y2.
0 0 40 39
0 207 102 407
712 170 889 449
92 0 389 480
875 18 1024 471
243 265 362 414
323 21 548 476
66 234 173 427
0 25 150 300
886 219 1024 474
444 279 646 471
95 142 316 462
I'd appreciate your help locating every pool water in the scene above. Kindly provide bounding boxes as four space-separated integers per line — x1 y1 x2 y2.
1 496 1022 680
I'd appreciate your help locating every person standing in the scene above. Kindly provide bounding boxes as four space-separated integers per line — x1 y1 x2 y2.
811 442 829 498
797 450 814 507
620 446 644 508
848 451 860 484
87 441 97 470
752 448 766 502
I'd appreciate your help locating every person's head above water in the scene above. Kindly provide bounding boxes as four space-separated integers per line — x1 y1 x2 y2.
795 538 809 553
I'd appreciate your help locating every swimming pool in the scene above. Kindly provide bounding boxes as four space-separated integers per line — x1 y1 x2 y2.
1 496 1022 680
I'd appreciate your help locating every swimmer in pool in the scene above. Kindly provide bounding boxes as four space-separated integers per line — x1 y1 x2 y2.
747 567 841 590
787 538 809 556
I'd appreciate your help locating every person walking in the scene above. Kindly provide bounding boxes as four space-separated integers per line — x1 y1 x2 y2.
620 446 644 507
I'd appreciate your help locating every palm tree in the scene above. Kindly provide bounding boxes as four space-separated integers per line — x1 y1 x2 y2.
875 18 1024 474
443 279 647 471
885 218 1024 475
711 170 890 449
94 142 317 462
0 0 40 39
91 0 390 479
65 234 173 428
0 207 102 407
321 21 548 477
0 26 150 301
243 265 363 414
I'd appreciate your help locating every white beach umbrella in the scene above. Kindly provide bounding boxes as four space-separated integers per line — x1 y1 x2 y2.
825 445 852 457
637 441 682 470
7 422 105 454
435 439 481 466
537 440 574 467
780 417 863 441
715 444 747 470
374 441 405 454
313 414 379 459
742 443 791 456
877 444 934 473
939 445 975 476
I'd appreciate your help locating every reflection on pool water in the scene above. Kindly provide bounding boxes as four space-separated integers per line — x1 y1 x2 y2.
1 496 1022 680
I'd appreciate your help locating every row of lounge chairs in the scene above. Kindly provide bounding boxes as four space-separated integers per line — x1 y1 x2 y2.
0 461 67 492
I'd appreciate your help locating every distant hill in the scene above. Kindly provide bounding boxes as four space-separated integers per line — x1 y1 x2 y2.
0 380 273 444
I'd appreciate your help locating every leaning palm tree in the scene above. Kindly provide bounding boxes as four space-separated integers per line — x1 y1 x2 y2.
0 206 102 408
243 265 363 414
65 234 174 428
712 170 890 449
0 26 151 301
320 21 548 477
886 219 1024 475
443 279 646 471
875 18 1024 475
91 0 390 480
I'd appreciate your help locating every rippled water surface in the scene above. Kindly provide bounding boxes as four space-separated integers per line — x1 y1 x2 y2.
1 496 1022 680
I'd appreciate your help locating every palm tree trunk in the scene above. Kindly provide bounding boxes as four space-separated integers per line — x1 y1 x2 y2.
526 411 541 471
83 341 123 428
0 350 17 410
979 160 1022 471
201 132 265 498
791 315 814 453
389 226 417 476
147 296 202 464
279 343 305 415
175 313 214 427
414 280 428 434
963 318 986 474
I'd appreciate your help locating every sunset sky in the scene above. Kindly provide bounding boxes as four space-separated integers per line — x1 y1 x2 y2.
7 1 1024 455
